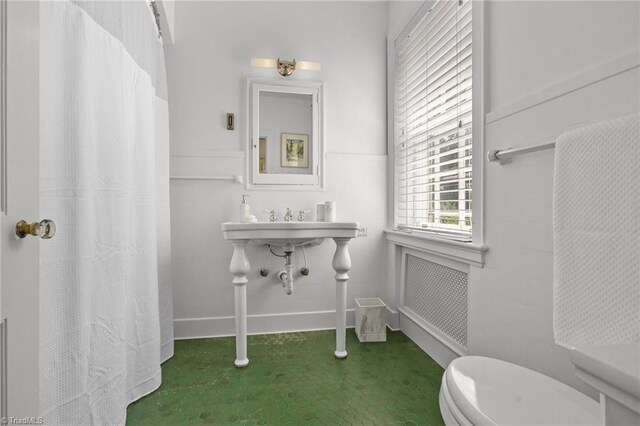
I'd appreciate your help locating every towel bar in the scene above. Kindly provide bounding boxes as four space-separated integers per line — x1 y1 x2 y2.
487 142 556 164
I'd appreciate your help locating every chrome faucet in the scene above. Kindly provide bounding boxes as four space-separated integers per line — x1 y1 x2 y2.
263 209 278 222
284 208 294 222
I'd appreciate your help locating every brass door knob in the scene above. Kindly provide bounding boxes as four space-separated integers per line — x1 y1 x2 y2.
16 219 56 239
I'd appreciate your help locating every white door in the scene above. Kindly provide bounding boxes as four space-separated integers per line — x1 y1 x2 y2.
0 0 41 418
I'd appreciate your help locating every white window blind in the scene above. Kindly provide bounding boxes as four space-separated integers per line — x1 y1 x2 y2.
395 0 472 239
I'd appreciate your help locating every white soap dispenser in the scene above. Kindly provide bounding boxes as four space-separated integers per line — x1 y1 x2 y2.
240 195 257 223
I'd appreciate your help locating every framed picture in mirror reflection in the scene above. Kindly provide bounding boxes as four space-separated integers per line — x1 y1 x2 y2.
281 132 309 168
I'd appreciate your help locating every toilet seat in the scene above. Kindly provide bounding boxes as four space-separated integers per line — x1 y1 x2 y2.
440 356 601 425
440 372 473 426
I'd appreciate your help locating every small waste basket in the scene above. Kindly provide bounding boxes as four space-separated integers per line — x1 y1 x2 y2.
355 298 387 342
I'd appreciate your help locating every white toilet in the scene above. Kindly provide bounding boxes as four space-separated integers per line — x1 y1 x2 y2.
439 356 601 425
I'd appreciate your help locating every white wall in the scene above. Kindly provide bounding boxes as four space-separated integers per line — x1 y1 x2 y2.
470 0 639 397
387 0 639 397
166 1 389 338
388 1 422 39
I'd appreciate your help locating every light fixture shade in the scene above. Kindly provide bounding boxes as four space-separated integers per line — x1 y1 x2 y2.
250 57 321 75
250 58 277 68
296 60 321 71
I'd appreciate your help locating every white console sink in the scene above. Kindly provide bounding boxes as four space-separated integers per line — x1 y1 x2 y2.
220 220 360 367
221 221 359 249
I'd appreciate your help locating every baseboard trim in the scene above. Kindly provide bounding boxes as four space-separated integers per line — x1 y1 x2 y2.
174 308 456 369
399 309 462 368
174 309 357 340
385 306 400 331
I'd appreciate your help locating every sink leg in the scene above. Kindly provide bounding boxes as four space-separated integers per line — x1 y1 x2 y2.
230 240 250 367
332 237 352 359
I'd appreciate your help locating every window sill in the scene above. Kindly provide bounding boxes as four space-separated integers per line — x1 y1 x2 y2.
384 229 487 267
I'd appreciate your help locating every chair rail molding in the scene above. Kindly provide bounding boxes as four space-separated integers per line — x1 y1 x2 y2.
487 49 640 124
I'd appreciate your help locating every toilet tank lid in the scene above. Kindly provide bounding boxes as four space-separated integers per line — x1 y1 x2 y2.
445 356 600 426
570 343 640 402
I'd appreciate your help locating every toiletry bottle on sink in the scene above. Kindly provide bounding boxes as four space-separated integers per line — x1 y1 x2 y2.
240 195 257 223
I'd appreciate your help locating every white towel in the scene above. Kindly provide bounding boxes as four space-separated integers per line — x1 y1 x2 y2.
553 114 640 349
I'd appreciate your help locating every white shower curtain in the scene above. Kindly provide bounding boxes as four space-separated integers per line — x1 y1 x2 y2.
39 1 173 424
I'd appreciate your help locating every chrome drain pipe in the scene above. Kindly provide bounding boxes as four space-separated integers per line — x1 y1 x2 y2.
277 251 294 295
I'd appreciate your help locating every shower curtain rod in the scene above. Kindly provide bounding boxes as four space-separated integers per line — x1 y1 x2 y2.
149 0 162 37
487 141 556 164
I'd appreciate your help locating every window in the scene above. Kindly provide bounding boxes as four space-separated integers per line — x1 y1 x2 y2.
395 0 472 239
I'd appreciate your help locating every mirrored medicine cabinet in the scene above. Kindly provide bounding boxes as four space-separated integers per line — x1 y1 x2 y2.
247 79 324 190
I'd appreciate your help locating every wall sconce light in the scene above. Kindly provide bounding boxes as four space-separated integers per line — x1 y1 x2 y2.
251 58 321 77
277 59 296 77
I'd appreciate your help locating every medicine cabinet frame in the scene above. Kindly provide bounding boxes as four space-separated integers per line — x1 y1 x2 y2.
246 78 325 190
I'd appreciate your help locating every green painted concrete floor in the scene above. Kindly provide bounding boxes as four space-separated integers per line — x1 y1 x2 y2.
127 330 445 425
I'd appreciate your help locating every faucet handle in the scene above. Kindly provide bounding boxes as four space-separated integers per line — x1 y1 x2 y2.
297 209 311 222
263 209 278 222
284 207 294 222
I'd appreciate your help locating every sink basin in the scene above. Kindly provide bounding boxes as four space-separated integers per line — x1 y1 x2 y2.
221 221 359 249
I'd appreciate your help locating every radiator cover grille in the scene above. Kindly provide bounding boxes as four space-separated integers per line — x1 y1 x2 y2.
404 254 468 348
